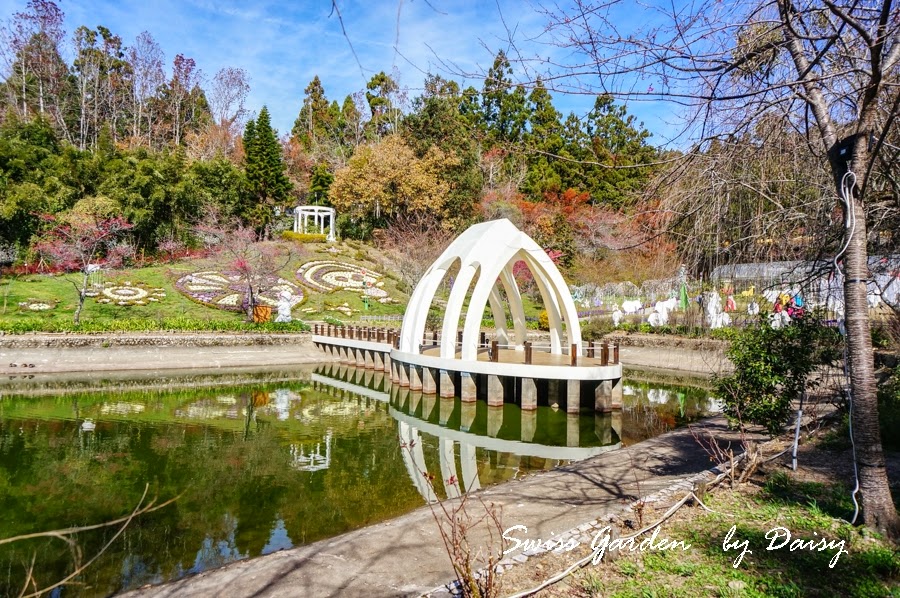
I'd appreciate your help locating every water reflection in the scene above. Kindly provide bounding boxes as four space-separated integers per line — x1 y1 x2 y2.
0 366 718 596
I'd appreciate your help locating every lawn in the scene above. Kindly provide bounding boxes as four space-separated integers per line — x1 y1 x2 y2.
0 240 410 333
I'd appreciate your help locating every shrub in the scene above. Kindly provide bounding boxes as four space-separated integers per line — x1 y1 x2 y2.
713 313 840 435
538 310 550 331
281 231 327 244
878 368 900 451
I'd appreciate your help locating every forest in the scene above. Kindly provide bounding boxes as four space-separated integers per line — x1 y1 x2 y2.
2 0 899 284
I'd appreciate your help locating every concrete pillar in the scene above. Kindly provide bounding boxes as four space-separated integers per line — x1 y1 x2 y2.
567 414 580 447
460 373 477 402
439 397 455 425
595 380 613 412
399 362 410 387
422 393 436 420
391 360 400 384
410 390 422 415
384 353 392 375
611 409 623 439
460 400 476 432
566 380 581 414
611 377 624 409
594 413 613 445
373 351 384 370
548 379 561 409
521 408 536 442
487 406 503 437
364 349 375 369
355 348 365 368
422 367 437 395
440 370 456 398
521 378 538 411
371 370 387 392
362 368 373 389
487 375 504 406
409 365 423 391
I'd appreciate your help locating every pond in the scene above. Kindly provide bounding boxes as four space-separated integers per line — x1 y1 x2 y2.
0 365 719 596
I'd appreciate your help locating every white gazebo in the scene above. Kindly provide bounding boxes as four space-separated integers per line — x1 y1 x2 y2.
294 205 336 241
400 218 582 358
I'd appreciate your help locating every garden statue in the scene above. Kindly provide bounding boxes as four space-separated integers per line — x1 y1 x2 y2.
705 291 731 329
747 300 760 316
612 307 623 327
275 290 293 323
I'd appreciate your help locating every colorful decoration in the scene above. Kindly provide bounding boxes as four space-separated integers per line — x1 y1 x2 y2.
175 270 304 312
18 300 56 312
94 281 166 306
297 260 384 293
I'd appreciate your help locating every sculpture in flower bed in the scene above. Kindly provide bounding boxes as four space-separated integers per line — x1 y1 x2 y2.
175 270 304 312
296 260 393 302
93 281 167 306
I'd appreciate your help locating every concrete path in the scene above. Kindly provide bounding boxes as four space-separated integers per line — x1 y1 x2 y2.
118 416 751 598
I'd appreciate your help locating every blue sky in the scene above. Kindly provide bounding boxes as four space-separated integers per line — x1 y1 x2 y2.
0 0 677 144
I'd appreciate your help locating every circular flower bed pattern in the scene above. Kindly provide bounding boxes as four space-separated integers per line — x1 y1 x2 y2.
19 300 56 312
175 270 304 312
95 281 167 306
296 260 390 298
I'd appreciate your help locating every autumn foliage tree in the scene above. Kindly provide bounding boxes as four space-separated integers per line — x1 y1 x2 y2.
329 134 450 238
195 208 295 321
33 213 132 324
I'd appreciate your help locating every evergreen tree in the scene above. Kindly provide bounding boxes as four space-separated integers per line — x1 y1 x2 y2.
308 163 333 205
291 76 335 149
523 79 564 198
243 106 292 234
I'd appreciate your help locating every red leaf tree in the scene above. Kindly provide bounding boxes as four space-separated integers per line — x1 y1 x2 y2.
33 214 133 324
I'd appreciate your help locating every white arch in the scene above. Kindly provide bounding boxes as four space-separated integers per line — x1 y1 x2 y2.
399 219 582 359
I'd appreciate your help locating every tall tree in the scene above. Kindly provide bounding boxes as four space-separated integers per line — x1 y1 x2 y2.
243 106 291 234
539 0 900 536
127 31 164 147
291 75 335 150
1 0 71 139
365 71 402 138
481 50 527 144
403 74 482 228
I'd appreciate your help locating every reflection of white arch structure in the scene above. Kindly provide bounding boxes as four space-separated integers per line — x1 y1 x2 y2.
400 219 581 358
294 205 336 241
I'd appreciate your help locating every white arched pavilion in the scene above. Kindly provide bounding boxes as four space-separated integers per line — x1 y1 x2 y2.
399 218 582 358
294 205 336 241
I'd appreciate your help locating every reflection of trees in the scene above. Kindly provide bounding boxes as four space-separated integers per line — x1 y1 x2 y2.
0 384 427 595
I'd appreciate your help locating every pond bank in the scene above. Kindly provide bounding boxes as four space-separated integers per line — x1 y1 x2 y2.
0 332 727 378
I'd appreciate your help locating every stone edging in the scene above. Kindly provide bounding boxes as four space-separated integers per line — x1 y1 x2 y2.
0 332 313 349
602 332 728 352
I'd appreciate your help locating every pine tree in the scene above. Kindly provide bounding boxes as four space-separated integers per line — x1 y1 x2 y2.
243 106 292 234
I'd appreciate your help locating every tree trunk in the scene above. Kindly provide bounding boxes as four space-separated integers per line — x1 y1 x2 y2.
843 145 900 538
73 274 89 325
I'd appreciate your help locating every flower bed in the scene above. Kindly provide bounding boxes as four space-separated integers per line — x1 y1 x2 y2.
94 281 167 306
18 299 57 312
175 270 304 312
296 260 394 303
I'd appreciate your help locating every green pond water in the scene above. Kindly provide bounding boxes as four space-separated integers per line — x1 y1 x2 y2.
0 365 719 596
